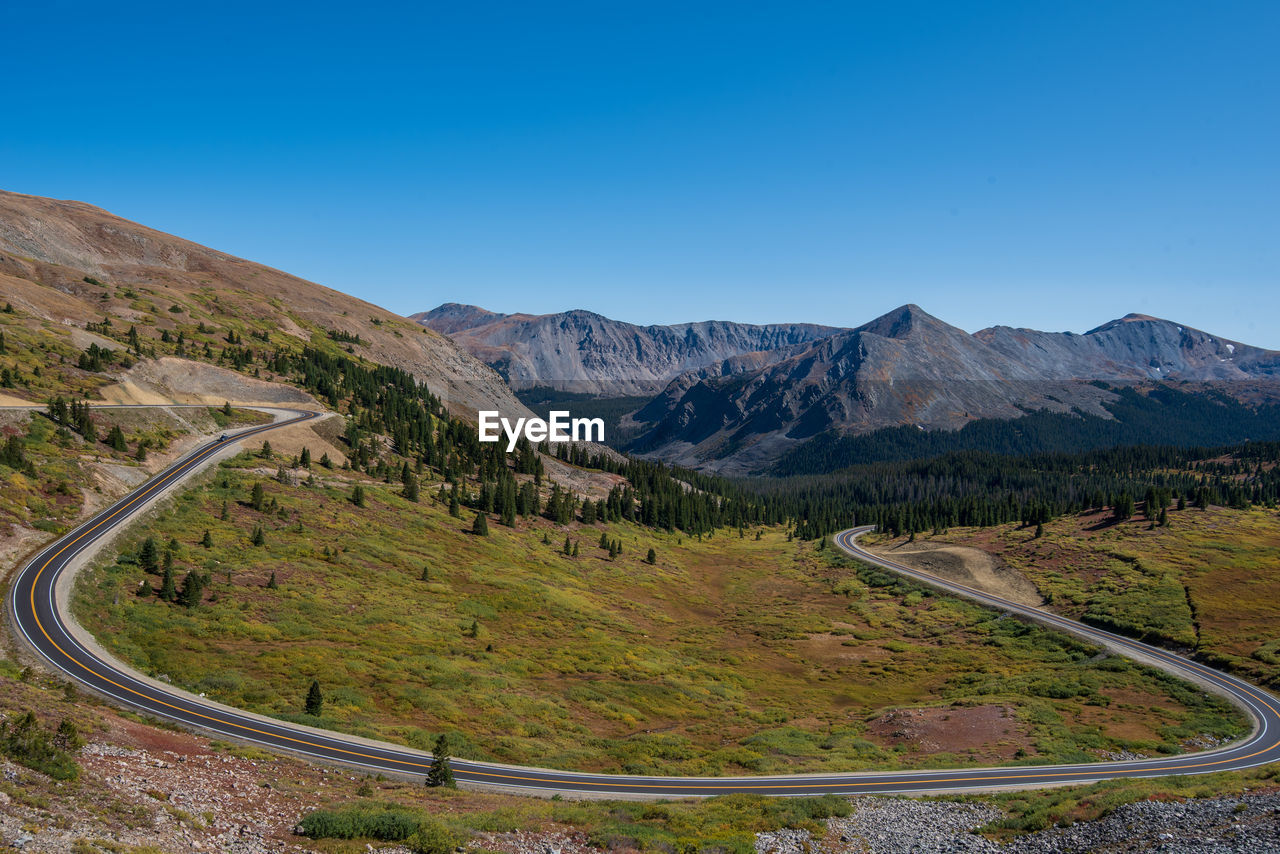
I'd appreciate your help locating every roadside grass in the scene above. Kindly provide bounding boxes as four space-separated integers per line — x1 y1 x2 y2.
73 453 1248 775
297 792 853 854
889 506 1280 689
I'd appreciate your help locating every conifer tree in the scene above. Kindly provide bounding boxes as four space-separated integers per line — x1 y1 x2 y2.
138 537 159 574
250 482 265 511
599 531 610 549
471 511 489 536
300 447 311 469
426 734 455 788
572 541 579 557
177 571 204 608
305 680 323 716
1112 493 1135 521
201 530 213 548
137 578 153 597
159 566 176 602
351 484 366 507
251 525 265 546
267 571 278 589
563 536 572 556
646 548 656 565
421 565 430 582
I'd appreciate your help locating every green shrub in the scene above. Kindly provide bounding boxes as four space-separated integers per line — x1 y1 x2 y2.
0 711 80 780
297 804 423 841
410 818 461 854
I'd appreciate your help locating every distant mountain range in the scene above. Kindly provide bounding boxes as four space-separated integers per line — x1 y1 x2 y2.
412 304 838 395
417 302 1280 473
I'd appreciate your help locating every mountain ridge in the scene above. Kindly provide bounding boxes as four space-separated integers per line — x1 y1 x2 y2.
417 299 1280 474
632 305 1280 472
414 303 840 395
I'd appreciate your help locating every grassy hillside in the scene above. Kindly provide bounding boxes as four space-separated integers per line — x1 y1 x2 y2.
73 449 1246 776
0 189 523 417
0 405 266 542
867 504 1280 691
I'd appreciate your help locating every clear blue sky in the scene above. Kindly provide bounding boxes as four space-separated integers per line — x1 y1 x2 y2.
3 2 1277 346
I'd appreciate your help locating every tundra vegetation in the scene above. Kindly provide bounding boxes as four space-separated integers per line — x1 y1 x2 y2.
877 502 1280 691
74 448 1247 776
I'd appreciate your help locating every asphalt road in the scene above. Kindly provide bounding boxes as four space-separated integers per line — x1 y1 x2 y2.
9 406 1280 796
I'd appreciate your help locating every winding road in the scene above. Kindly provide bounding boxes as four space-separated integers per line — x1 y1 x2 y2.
8 405 1280 796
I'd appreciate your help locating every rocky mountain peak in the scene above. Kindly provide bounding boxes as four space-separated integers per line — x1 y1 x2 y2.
855 304 957 340
409 303 509 335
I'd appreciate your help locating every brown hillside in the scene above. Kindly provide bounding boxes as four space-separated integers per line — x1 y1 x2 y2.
0 190 526 418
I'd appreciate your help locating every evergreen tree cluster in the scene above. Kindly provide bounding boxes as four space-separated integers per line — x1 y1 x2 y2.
46 397 97 441
756 441 1280 540
773 385 1280 475
0 434 34 475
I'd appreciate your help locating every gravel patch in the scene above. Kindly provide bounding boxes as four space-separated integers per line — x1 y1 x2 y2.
755 793 1280 854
